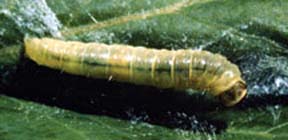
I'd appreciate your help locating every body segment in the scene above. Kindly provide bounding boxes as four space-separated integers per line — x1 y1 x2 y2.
24 38 247 106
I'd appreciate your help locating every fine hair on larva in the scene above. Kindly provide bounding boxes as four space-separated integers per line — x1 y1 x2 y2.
24 37 247 106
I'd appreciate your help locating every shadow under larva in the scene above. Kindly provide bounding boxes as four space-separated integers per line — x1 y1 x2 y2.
24 37 247 106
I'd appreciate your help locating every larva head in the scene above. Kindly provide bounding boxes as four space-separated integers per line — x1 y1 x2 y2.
218 80 247 107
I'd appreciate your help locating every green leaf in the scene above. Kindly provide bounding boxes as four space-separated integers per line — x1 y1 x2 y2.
0 95 209 140
1 95 288 140
212 105 288 140
46 0 182 27
0 45 22 87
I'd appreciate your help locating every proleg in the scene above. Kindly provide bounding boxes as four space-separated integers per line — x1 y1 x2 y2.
24 37 247 106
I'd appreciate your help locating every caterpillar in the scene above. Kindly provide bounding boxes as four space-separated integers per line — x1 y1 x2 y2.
24 37 247 106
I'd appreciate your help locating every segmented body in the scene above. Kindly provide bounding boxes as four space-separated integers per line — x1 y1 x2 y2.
24 38 246 104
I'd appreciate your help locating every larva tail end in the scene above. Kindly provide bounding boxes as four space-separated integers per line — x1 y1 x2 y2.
24 37 37 57
24 37 38 51
219 80 247 107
